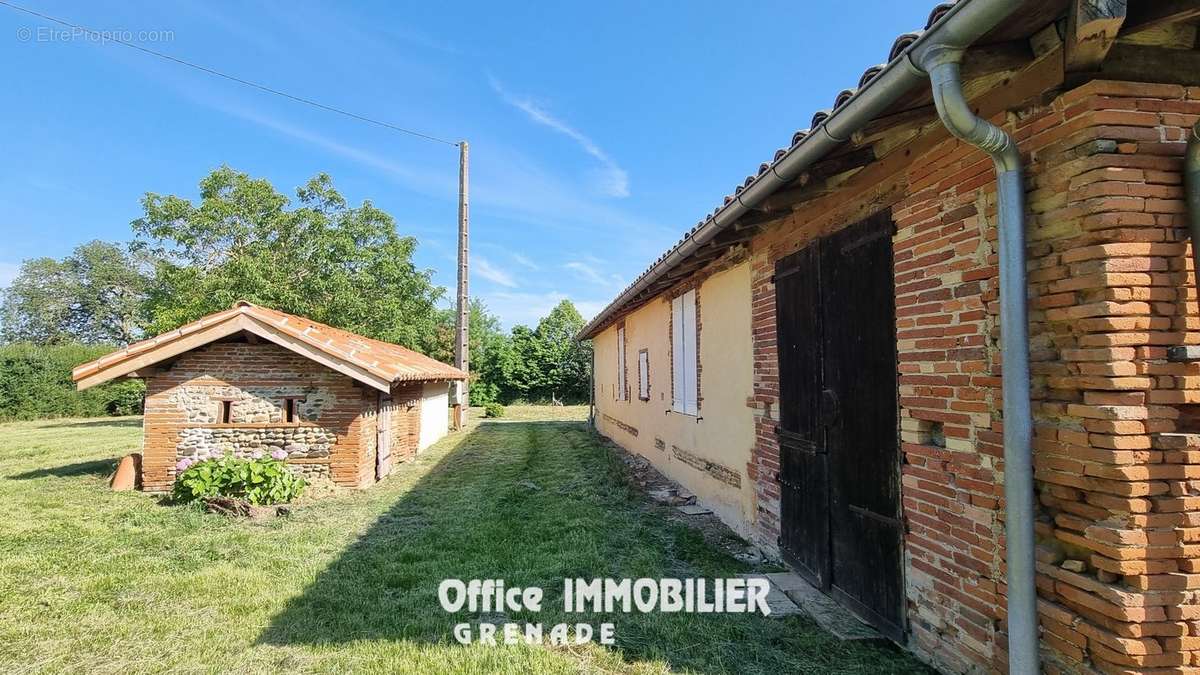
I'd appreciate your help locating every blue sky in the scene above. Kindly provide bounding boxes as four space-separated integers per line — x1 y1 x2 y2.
0 0 931 329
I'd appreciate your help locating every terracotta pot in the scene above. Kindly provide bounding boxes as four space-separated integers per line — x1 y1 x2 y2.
110 453 141 491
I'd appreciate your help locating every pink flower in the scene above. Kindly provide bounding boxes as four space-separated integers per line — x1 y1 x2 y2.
271 449 288 461
176 458 193 472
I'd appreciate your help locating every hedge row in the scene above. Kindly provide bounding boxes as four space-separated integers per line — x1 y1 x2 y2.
0 343 144 421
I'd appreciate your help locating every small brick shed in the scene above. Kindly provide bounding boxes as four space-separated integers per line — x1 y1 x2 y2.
581 1 1200 673
73 302 465 491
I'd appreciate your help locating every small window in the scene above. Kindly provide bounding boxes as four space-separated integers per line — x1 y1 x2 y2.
283 398 301 423
219 400 233 424
616 325 628 401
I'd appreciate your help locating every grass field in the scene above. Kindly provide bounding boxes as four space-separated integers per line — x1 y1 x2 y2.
0 407 930 674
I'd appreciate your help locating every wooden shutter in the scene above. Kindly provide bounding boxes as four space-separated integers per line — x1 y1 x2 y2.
638 349 650 400
671 290 698 415
671 295 685 412
616 326 627 401
682 289 697 415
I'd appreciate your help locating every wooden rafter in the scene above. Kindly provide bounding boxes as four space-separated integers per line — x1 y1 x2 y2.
1123 0 1200 36
1065 0 1128 72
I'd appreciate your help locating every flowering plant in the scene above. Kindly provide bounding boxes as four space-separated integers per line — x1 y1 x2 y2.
173 454 306 505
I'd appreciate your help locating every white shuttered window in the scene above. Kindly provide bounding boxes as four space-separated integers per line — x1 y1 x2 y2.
616 326 627 401
671 289 698 415
638 349 650 400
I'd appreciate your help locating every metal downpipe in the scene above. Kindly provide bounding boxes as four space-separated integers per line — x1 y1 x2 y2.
917 47 1037 674
1187 121 1200 292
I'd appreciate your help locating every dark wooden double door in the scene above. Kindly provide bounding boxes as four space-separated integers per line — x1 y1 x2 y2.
774 212 904 640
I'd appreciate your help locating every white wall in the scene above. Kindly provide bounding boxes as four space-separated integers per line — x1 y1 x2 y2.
419 382 450 451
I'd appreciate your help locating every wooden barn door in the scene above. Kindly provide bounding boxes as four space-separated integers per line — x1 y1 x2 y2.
774 243 830 588
774 211 903 640
376 394 393 480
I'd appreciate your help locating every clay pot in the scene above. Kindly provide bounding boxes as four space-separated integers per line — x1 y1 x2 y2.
110 453 141 491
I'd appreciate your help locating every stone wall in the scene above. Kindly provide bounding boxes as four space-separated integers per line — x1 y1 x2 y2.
141 340 364 490
169 384 333 424
176 426 335 461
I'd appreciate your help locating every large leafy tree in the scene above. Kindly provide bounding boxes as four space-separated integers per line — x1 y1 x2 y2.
0 240 150 345
528 300 591 402
133 166 444 348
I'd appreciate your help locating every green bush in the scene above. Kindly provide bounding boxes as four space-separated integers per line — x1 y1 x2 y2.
0 342 145 421
483 402 505 418
173 455 306 506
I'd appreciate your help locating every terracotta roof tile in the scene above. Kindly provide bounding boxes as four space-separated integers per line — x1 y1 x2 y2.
72 302 465 388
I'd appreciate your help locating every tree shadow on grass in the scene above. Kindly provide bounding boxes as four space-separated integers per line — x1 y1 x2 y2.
256 420 930 674
38 417 142 429
9 458 116 480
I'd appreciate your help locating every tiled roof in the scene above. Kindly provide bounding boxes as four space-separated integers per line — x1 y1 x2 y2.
72 301 465 389
579 1 964 337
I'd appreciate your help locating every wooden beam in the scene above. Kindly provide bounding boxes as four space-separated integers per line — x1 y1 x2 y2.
1123 0 1200 36
1065 0 1127 72
75 316 246 390
1090 42 1200 85
962 40 1037 79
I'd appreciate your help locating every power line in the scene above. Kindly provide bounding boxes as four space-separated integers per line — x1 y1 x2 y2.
0 0 460 147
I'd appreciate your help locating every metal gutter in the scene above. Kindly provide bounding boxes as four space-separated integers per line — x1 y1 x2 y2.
578 0 1023 339
1188 121 1200 294
915 43 1037 674
1174 121 1200 363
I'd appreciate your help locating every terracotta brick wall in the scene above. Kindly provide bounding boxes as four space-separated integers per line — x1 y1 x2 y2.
746 78 1200 673
142 341 365 491
1028 81 1200 674
354 381 423 485
354 388 379 487
391 381 423 463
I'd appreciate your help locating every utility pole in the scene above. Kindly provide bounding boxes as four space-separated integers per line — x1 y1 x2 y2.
454 140 470 429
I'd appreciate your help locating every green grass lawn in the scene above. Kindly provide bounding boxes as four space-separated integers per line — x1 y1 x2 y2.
0 407 930 674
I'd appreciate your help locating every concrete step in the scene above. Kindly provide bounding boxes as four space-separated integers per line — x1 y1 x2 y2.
736 574 803 618
763 572 885 641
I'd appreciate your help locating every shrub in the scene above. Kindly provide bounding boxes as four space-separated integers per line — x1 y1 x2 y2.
0 342 145 421
173 454 306 505
483 402 505 418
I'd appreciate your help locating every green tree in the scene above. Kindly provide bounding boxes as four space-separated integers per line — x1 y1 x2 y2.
425 299 512 406
530 300 592 402
133 166 444 348
503 300 591 404
0 240 150 345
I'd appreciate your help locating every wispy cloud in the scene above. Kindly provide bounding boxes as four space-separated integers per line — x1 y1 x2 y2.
510 252 539 271
214 104 457 198
564 260 623 291
475 256 518 288
489 75 629 199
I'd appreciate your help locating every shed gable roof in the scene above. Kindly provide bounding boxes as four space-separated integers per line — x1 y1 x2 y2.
72 302 466 392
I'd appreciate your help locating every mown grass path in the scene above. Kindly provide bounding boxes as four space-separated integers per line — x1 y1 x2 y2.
0 410 930 674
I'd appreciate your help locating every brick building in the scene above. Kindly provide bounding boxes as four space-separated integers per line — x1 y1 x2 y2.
581 1 1200 672
73 302 464 491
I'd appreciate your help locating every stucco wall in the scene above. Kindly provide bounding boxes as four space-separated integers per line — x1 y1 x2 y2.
419 382 449 451
593 261 756 538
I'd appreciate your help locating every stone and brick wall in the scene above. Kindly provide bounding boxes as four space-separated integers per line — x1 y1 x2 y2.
741 76 1200 673
141 341 364 490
